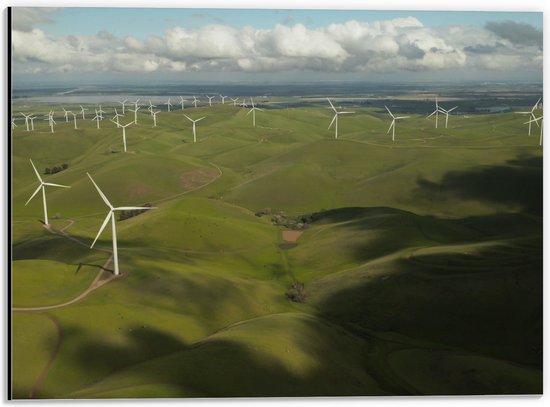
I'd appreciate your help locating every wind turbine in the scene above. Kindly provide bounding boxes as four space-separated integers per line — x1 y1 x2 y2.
192 96 199 108
439 106 458 128
525 115 543 146
20 113 31 131
28 115 36 131
184 114 205 143
79 105 89 119
25 158 70 225
206 95 215 107
385 105 410 142
179 96 186 110
516 98 542 136
165 98 172 112
240 100 248 108
118 99 128 114
70 112 78 129
327 98 354 139
11 119 17 130
148 100 156 115
119 121 134 152
87 173 155 276
97 105 106 119
128 106 140 124
44 112 56 133
427 99 441 128
112 108 123 127
220 95 227 104
132 99 140 109
62 108 70 123
247 98 264 127
231 97 239 106
92 111 101 129
152 111 160 127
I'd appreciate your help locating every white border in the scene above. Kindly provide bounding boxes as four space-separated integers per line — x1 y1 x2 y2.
2 1 547 406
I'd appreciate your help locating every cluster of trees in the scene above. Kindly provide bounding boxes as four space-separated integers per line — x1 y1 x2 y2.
119 203 153 221
286 282 306 303
264 209 325 230
44 163 69 174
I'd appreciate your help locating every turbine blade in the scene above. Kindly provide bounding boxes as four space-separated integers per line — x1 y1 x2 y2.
339 111 355 114
532 98 541 111
196 117 205 122
384 105 394 118
326 98 337 112
328 114 337 129
387 120 395 134
183 114 192 121
427 110 437 118
25 185 42 206
91 212 112 248
246 109 253 116
87 173 113 209
395 116 410 119
447 106 458 112
29 159 43 183
43 182 71 188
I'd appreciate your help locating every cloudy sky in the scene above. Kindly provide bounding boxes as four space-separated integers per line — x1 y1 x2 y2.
11 6 543 84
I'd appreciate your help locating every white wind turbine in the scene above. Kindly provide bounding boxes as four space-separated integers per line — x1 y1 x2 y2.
385 105 410 142
516 98 541 136
119 121 135 152
192 96 199 108
240 100 248 108
206 95 215 107
184 114 205 143
165 98 172 112
118 99 128 115
525 115 543 146
44 111 56 133
97 105 106 119
427 99 442 128
128 105 140 124
152 110 160 127
92 111 101 129
112 108 123 127
79 105 89 119
220 94 227 104
20 113 31 131
439 105 458 128
70 112 78 129
231 97 239 106
327 98 354 139
247 98 264 127
62 108 70 123
29 115 36 131
179 96 186 110
25 158 70 225
12 119 18 130
148 100 156 115
87 173 155 276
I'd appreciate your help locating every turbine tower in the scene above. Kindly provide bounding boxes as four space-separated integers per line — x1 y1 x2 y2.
71 112 78 129
247 98 264 127
206 95 215 107
192 96 199 108
128 106 140 124
220 95 227 104
87 173 155 276
179 96 186 110
92 111 101 129
184 114 205 143
166 98 172 112
385 105 410 142
25 159 70 225
28 115 36 131
62 108 70 123
327 98 355 139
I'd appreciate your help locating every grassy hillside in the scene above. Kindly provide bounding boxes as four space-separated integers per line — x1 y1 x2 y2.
11 101 542 398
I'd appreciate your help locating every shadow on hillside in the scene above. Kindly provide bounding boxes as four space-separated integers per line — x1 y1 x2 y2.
414 155 542 216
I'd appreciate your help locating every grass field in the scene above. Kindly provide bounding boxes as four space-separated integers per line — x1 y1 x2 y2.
11 100 542 398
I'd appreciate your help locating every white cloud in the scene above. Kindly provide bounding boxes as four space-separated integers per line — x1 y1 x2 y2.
11 14 542 77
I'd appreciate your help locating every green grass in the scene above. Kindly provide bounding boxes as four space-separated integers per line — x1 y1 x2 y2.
11 102 542 398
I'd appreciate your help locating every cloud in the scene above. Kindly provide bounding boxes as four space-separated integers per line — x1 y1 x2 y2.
485 20 542 48
11 13 542 77
12 7 59 32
